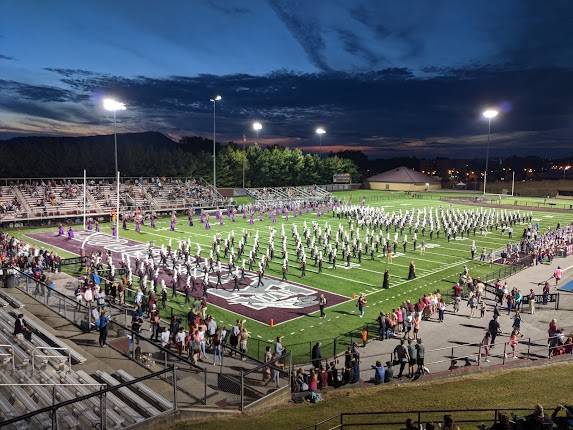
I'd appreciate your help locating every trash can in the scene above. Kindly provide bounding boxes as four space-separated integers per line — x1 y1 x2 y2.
4 274 15 289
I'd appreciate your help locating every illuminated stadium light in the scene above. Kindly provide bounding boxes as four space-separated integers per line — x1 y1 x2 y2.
252 121 263 131
482 108 499 195
210 95 222 189
102 98 126 241
103 98 127 112
482 109 498 119
315 127 326 135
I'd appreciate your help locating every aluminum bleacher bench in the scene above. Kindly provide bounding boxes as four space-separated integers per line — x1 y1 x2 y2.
16 371 79 429
115 368 173 411
0 373 51 428
75 369 143 426
0 292 23 309
94 370 162 418
6 310 87 364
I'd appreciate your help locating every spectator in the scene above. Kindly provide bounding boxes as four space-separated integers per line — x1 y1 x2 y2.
13 313 32 341
384 361 394 382
393 339 409 378
415 338 425 375
98 309 110 348
311 342 322 368
372 360 385 384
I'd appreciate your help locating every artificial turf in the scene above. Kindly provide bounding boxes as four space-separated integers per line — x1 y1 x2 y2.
5 190 573 363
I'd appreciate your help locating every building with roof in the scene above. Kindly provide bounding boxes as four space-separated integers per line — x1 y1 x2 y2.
366 166 441 191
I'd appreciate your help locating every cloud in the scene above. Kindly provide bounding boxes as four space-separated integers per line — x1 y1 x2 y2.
269 0 331 72
206 0 250 16
0 79 90 103
0 54 15 61
3 65 573 158
336 29 380 67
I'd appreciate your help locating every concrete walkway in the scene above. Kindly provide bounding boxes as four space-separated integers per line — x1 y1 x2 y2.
326 254 573 380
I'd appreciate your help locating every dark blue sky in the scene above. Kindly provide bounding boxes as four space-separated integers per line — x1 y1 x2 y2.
1 0 573 158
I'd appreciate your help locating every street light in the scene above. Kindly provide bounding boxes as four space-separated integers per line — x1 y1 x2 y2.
481 109 499 195
103 98 126 240
210 95 222 191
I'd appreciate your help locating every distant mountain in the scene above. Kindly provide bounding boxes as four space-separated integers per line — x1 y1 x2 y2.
0 131 178 151
0 131 210 177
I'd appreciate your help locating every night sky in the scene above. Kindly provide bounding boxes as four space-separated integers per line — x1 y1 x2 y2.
1 0 573 158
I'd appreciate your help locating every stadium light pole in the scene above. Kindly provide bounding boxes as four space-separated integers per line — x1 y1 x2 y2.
103 98 126 240
564 165 571 179
247 121 262 189
210 95 222 191
315 127 326 147
316 127 326 159
482 109 498 195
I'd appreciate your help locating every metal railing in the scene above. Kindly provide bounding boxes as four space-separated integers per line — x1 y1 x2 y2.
301 407 546 430
31 346 72 372
0 366 177 430
0 343 16 372
240 352 292 411
10 266 287 410
291 330 573 389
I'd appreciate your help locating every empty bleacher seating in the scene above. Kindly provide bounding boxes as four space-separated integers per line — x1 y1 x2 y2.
0 306 172 429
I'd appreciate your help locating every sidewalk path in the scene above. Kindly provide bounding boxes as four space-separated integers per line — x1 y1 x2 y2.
327 254 573 379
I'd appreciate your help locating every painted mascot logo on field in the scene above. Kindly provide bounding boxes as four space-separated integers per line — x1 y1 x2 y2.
208 283 319 310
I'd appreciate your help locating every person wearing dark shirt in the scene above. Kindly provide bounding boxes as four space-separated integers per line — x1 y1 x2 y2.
488 317 501 346
13 314 32 341
384 361 394 382
393 339 409 378
551 404 573 430
311 342 322 368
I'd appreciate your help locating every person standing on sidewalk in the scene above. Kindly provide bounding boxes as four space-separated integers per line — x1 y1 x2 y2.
393 339 409 378
528 289 536 314
415 338 425 375
437 298 446 322
481 331 492 362
407 339 417 378
98 309 110 348
553 266 563 286
488 316 501 348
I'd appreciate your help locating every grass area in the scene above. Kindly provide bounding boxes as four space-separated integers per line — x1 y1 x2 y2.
176 361 573 430
4 190 573 363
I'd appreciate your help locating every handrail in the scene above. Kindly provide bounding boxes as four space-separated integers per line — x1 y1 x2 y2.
0 344 16 372
299 407 547 430
0 366 175 427
12 267 205 374
0 383 105 387
31 346 72 372
293 330 573 373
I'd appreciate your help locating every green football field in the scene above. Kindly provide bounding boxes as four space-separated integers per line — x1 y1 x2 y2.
6 190 573 363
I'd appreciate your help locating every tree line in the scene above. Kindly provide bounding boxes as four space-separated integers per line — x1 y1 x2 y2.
0 132 358 186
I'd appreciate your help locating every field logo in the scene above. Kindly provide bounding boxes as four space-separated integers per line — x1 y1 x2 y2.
425 243 440 249
339 262 361 270
207 283 319 310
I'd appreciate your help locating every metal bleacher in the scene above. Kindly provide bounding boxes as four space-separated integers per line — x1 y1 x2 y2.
0 176 228 223
246 185 332 203
0 306 173 429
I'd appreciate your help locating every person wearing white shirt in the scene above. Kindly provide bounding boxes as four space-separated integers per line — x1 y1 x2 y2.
175 328 186 355
160 327 170 348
